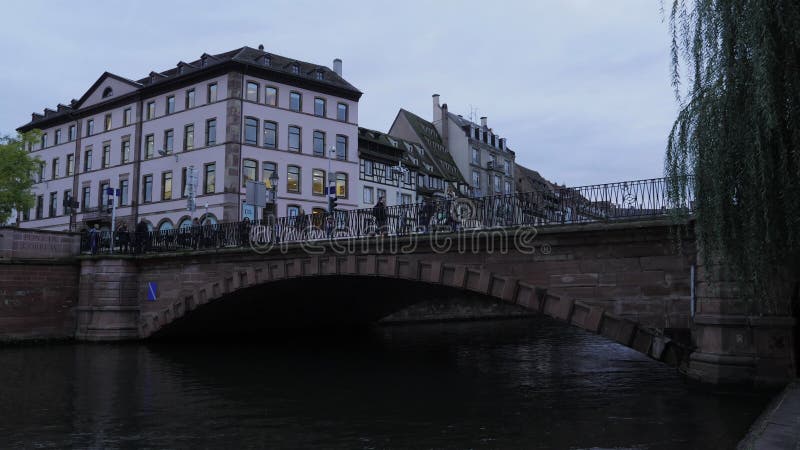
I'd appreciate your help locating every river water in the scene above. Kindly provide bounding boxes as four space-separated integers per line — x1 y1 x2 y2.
0 317 771 449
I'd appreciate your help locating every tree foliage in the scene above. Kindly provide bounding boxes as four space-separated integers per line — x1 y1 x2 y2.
0 131 42 225
665 1 800 312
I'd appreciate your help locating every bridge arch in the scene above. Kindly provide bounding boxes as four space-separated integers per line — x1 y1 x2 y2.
137 254 688 368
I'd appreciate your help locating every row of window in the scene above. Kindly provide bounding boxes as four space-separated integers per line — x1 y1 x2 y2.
244 80 349 121
35 83 220 151
471 147 512 174
362 187 414 205
471 170 513 194
360 159 414 187
241 159 349 198
145 82 218 120
243 117 349 158
472 127 506 150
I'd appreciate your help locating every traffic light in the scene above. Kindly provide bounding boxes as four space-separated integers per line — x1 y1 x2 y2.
328 195 338 213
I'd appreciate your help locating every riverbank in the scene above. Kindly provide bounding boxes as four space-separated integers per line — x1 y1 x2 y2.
738 379 800 449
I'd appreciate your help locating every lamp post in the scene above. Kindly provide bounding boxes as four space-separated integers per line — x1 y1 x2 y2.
268 171 279 243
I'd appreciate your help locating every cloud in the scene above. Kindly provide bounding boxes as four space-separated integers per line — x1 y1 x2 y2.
0 0 676 186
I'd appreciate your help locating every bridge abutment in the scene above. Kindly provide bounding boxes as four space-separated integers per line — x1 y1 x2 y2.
76 258 140 341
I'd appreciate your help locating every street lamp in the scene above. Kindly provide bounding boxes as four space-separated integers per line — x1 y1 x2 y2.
269 171 279 205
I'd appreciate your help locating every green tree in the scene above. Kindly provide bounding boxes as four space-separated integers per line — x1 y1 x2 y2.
0 131 42 225
664 1 800 313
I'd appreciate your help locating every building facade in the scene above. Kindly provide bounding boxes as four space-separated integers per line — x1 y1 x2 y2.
17 46 361 232
357 128 418 208
388 109 466 199
431 94 516 198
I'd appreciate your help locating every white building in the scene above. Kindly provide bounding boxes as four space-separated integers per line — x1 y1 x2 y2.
431 94 516 197
16 45 362 232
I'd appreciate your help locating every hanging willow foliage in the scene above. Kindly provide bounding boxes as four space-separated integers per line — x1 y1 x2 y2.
665 0 800 313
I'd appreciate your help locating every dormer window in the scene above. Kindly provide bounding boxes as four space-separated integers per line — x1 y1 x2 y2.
263 55 271 66
291 63 300 74
315 70 324 80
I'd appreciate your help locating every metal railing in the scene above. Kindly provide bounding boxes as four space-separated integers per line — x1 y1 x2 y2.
80 177 694 255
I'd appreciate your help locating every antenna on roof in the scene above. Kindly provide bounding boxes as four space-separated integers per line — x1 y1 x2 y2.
468 105 479 124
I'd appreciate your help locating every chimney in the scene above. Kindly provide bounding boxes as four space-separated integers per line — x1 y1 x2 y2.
480 116 487 128
433 93 440 108
441 102 449 148
333 58 342 76
432 94 442 124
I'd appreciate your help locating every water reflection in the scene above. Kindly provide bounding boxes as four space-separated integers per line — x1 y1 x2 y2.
0 317 770 449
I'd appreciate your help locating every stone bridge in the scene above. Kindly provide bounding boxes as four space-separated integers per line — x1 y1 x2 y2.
75 218 694 365
2 217 795 386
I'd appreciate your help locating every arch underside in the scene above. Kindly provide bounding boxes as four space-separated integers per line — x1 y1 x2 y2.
140 259 690 369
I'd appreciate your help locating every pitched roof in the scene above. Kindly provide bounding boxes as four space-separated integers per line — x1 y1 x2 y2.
357 127 420 169
397 109 466 183
19 45 361 132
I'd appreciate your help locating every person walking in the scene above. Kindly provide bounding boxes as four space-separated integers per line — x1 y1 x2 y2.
373 196 387 236
117 222 130 253
88 224 99 255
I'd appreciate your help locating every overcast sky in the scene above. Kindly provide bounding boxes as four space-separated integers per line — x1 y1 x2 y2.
0 0 677 187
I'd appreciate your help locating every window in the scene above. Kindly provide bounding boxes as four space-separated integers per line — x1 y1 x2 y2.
84 148 93 171
104 113 112 131
288 126 301 152
186 89 195 109
504 160 511 175
68 125 76 142
491 135 496 147
336 172 348 198
377 188 386 202
287 205 299 217
166 96 175 114
51 158 59 179
81 188 90 212
363 160 373 177
54 129 61 145
363 186 374 204
243 159 257 186
263 121 277 149
142 175 153 203
204 163 215 194
246 82 258 102
474 128 480 139
494 175 501 193
244 117 258 145
123 108 131 126
66 154 74 176
207 82 218 102
289 92 301 111
472 171 481 189
102 144 111 168
262 162 276 189
162 172 172 200
291 63 300 74
145 134 154 159
99 182 109 208
336 135 347 160
401 193 412 204
37 162 44 182
184 124 194 150
41 133 47 149
146 102 155 120
287 165 300 193
119 179 129 206
312 169 325 195
313 131 325 156
63 190 72 214
164 129 174 154
102 87 113 98
206 119 217 146
337 103 348 122
181 168 187 198
505 181 512 194
49 192 57 217
314 97 326 117
265 87 277 106
87 119 94 136
35 195 43 219
472 147 480 164
315 71 324 80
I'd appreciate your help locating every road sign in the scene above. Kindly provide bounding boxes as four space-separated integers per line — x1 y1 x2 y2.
245 180 268 207
242 203 255 221
147 282 157 301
